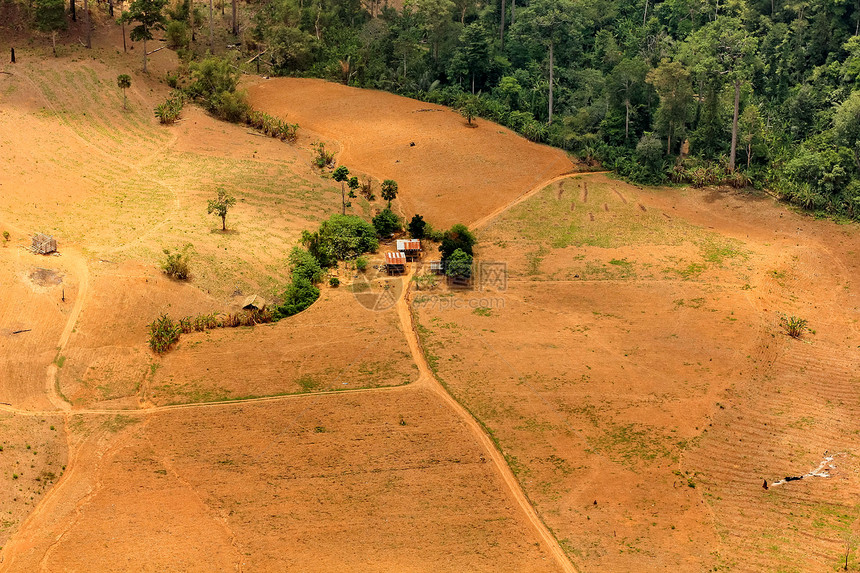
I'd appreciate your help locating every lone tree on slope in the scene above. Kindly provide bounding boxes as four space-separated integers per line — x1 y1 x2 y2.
117 74 131 110
207 188 236 231
332 165 350 215
381 179 398 207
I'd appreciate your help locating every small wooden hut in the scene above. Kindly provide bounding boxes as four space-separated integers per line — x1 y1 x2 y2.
396 239 422 261
385 251 407 275
428 260 445 275
31 233 57 255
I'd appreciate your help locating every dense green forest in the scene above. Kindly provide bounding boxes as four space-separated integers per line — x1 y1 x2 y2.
247 0 860 218
11 0 860 219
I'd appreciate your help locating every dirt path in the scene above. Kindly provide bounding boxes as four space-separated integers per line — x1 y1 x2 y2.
395 266 579 573
471 171 609 230
0 169 598 572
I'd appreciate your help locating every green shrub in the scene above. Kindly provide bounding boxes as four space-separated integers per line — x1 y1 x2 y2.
780 314 809 339
311 142 335 168
373 208 402 237
154 91 185 124
161 246 191 280
212 89 251 123
165 21 188 49
274 276 320 318
289 247 323 283
440 223 476 260
355 256 369 272
329 277 340 287
148 314 181 353
247 111 298 142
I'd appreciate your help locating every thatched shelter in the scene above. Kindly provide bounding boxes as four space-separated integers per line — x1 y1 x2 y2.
242 295 266 310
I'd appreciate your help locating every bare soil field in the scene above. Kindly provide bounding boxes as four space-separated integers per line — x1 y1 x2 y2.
246 77 576 229
2 394 557 572
0 35 576 572
414 174 860 571
3 23 860 572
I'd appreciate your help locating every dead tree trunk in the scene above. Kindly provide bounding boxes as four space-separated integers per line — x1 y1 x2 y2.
548 41 554 125
729 79 740 171
232 0 238 35
83 0 91 48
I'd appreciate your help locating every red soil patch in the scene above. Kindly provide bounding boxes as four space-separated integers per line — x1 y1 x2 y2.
415 174 860 571
246 78 575 229
4 394 558 573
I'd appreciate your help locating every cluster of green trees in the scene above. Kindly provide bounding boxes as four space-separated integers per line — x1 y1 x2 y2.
241 0 860 219
23 0 859 218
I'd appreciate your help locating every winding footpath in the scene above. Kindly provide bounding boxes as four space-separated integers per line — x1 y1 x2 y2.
1 170 603 573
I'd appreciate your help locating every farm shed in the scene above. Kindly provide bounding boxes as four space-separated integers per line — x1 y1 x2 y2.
385 251 407 275
396 239 422 261
428 260 445 274
31 233 57 254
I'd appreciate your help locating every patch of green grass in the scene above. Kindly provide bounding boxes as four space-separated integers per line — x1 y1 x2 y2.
296 375 322 392
698 237 748 265
473 307 493 317
589 423 674 466
102 414 140 433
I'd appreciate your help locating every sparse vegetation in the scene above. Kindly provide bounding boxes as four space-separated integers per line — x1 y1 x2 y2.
780 315 810 339
154 91 185 124
312 142 335 169
147 314 181 353
207 188 237 231
247 111 298 142
160 245 191 280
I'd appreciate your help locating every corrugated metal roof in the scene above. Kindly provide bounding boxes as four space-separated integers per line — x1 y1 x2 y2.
396 239 421 251
385 251 407 265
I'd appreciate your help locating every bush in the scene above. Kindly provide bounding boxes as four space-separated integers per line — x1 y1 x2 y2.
780 314 809 339
154 91 185 124
247 111 298 142
423 223 444 242
359 178 375 200
274 276 320 318
165 21 188 49
312 142 335 168
212 89 250 123
148 314 181 353
329 277 340 287
289 247 323 283
161 246 191 279
373 208 402 237
355 256 369 272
